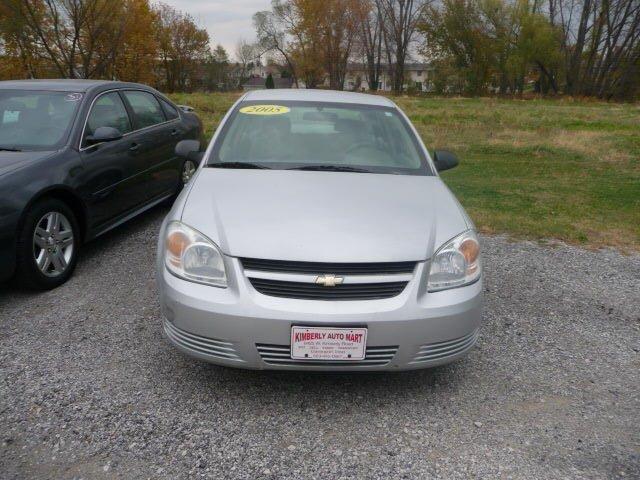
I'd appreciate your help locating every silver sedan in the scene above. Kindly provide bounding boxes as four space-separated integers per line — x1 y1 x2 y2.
156 89 482 370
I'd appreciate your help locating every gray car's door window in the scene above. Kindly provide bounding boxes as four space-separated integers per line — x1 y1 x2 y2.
82 92 132 147
159 98 179 120
122 91 166 130
121 91 182 198
80 93 140 225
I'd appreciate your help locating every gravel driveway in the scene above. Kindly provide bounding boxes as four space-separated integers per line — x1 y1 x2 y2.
1 206 638 479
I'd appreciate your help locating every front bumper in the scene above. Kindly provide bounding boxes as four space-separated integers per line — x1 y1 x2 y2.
157 255 483 371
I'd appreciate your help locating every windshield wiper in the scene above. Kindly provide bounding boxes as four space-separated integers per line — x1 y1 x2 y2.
209 162 271 170
0 147 22 152
288 165 372 173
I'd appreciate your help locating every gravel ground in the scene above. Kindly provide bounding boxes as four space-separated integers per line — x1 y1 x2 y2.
0 205 638 480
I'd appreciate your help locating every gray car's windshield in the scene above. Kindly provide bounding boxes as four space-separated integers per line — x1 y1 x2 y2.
210 101 432 175
0 90 82 151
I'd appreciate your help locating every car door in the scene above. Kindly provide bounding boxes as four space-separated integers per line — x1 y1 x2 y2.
78 91 142 229
121 90 182 200
157 96 189 190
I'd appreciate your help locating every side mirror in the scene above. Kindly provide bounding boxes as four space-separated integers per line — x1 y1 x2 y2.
433 150 459 172
175 139 204 162
86 126 123 144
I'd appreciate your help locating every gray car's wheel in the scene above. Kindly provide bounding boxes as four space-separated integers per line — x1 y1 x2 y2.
15 198 79 290
181 159 197 187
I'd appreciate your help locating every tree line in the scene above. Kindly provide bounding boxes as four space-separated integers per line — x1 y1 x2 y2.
1 0 638 99
422 0 639 99
252 0 638 99
0 0 232 92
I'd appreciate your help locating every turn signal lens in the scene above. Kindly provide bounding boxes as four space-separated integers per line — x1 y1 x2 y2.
167 231 190 267
459 238 480 274
427 230 481 292
164 221 227 287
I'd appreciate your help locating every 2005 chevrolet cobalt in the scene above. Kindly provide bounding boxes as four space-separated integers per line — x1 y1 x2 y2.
156 89 482 370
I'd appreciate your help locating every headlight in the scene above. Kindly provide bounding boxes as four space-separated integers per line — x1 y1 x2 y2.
427 230 481 292
164 221 227 287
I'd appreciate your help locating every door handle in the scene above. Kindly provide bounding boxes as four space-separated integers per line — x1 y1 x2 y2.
129 143 140 152
170 129 179 136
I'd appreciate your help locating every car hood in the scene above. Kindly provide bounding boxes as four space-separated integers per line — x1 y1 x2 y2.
0 150 56 177
181 169 470 262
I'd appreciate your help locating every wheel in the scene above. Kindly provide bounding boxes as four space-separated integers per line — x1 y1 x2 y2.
15 198 80 290
180 159 197 187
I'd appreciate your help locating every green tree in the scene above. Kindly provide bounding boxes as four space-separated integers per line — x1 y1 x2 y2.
265 72 275 88
204 44 230 90
420 0 495 94
419 0 562 95
507 5 561 94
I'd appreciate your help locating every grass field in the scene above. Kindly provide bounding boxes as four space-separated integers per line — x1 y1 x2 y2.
170 92 640 251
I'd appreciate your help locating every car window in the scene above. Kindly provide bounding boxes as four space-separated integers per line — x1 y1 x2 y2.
159 98 179 120
212 101 430 175
0 90 81 151
83 92 131 146
123 91 166 129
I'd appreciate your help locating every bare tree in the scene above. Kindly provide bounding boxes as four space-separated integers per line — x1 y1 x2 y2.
254 9 299 87
360 0 385 90
235 39 260 84
319 0 367 90
553 0 640 99
8 0 126 79
377 0 429 93
271 0 324 88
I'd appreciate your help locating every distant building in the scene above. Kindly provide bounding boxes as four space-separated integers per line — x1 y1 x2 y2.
343 63 433 92
241 63 294 90
242 76 294 91
238 61 432 92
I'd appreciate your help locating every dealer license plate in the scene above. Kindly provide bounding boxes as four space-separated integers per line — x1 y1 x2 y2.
290 326 368 361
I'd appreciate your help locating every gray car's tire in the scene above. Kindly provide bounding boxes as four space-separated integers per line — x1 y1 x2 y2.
165 159 197 207
15 198 80 290
180 159 197 189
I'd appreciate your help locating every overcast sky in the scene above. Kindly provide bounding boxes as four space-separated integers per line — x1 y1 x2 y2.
165 0 271 58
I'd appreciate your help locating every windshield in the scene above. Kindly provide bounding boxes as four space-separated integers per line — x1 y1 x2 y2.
0 90 82 151
209 101 432 175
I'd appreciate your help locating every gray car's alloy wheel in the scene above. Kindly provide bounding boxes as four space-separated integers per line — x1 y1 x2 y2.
33 211 75 277
181 160 197 185
15 198 80 290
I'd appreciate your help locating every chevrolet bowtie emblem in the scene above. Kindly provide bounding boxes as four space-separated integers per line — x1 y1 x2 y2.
315 274 344 287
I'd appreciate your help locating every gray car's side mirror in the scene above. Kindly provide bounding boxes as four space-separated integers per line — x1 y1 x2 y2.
86 126 123 144
175 139 204 162
433 150 459 172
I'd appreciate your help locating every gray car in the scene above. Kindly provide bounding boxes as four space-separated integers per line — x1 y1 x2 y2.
156 89 482 371
0 80 202 289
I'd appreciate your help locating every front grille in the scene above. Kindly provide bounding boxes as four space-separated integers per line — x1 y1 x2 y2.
164 320 244 362
241 258 417 275
409 329 479 364
256 344 398 366
248 278 408 300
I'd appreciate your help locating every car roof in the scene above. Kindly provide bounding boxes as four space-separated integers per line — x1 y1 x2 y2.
242 88 395 107
0 79 153 93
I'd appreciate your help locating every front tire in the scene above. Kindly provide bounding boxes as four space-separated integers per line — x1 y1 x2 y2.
15 198 80 290
180 159 197 188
